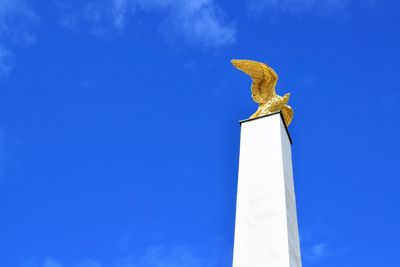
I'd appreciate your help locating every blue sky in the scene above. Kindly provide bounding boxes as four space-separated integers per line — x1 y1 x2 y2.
0 0 399 266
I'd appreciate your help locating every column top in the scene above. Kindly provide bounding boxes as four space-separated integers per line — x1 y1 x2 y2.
239 112 293 144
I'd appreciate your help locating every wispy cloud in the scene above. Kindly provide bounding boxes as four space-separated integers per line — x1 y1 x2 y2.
0 129 21 183
304 242 331 262
43 259 64 267
300 221 350 264
118 245 210 267
21 245 212 267
21 258 64 267
76 259 102 267
247 0 352 15
0 0 39 75
56 0 236 48
0 129 7 177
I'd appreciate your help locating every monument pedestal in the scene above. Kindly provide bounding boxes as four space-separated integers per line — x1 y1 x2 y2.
233 112 302 267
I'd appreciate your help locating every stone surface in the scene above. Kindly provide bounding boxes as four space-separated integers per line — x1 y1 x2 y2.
232 113 302 267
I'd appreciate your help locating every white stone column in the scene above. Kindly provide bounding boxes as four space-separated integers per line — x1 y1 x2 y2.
232 112 302 267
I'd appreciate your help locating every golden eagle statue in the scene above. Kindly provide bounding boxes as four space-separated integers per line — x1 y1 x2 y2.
231 59 293 126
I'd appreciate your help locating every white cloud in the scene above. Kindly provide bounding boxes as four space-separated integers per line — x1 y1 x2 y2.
306 243 331 261
126 245 208 267
22 258 102 267
21 258 64 267
300 221 351 263
77 259 103 267
43 259 64 267
21 246 209 267
248 0 351 15
57 0 236 48
0 45 12 75
0 129 10 179
0 0 39 75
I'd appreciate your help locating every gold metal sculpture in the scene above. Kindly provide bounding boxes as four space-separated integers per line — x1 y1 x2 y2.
231 59 293 126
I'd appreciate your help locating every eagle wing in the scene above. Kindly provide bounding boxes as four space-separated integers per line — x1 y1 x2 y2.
231 60 278 104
